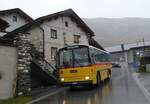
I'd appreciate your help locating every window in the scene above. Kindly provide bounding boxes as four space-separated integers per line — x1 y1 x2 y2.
59 50 73 68
51 29 57 39
74 35 80 43
65 21 68 27
51 47 57 60
63 32 67 45
12 16 17 22
58 47 89 68
74 48 89 67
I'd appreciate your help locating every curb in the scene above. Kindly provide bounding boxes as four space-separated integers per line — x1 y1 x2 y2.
26 87 69 104
132 73 150 103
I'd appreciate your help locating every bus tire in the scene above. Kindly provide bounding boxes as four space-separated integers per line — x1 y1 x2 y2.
96 72 101 87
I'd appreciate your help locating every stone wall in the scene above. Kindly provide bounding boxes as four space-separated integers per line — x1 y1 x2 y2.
14 33 31 96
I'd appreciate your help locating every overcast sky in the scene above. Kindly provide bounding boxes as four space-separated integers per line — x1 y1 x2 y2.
0 0 150 19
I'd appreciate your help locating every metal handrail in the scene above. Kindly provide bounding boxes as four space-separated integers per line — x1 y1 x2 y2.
44 59 56 70
31 60 57 80
29 44 56 73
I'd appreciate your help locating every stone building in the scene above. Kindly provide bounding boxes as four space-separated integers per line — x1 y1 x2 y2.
0 8 33 36
5 9 95 67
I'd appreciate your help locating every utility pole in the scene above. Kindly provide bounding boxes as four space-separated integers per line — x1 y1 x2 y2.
142 37 145 54
121 43 127 62
121 43 125 52
142 37 145 47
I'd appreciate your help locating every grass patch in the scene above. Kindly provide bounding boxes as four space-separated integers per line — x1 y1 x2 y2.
0 96 32 104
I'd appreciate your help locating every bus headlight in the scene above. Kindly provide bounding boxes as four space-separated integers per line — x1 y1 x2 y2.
85 76 90 80
61 78 64 82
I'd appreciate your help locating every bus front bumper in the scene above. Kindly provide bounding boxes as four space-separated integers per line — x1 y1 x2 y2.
60 80 93 86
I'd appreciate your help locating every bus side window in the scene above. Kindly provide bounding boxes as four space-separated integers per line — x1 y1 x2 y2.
91 54 96 64
95 54 101 63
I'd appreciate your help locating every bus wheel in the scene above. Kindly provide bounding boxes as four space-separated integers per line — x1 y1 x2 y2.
97 72 101 87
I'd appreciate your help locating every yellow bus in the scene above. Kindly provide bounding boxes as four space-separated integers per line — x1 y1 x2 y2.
56 45 112 87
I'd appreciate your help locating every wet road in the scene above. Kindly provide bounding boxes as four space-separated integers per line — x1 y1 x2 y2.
35 67 150 104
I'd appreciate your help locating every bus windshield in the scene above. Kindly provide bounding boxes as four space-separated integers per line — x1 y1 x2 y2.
58 47 90 68
74 48 89 67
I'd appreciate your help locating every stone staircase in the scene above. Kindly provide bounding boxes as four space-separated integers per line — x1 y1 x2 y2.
31 59 57 81
30 44 58 88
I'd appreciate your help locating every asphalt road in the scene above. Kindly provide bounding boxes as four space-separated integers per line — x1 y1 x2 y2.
34 67 150 104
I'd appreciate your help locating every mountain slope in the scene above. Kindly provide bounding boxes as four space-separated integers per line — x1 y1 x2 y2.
83 18 150 47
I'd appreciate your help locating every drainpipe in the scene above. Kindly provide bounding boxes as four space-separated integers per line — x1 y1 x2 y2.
40 27 45 59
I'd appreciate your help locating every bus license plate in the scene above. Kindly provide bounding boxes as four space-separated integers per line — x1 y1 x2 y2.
70 70 77 73
72 82 78 85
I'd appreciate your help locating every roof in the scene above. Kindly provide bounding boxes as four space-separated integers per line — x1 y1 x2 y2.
130 45 150 50
4 9 94 38
0 37 14 46
0 18 9 31
105 41 150 53
88 38 105 51
0 8 33 22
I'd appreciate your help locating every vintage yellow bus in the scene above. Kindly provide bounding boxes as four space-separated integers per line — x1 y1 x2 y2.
56 45 112 87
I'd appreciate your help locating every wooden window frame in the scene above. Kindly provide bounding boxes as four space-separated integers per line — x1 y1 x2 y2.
65 21 68 27
51 29 57 39
51 47 57 60
12 16 17 22
74 35 80 43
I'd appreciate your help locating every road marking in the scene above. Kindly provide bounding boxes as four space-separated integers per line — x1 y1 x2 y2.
132 73 150 103
26 87 69 104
